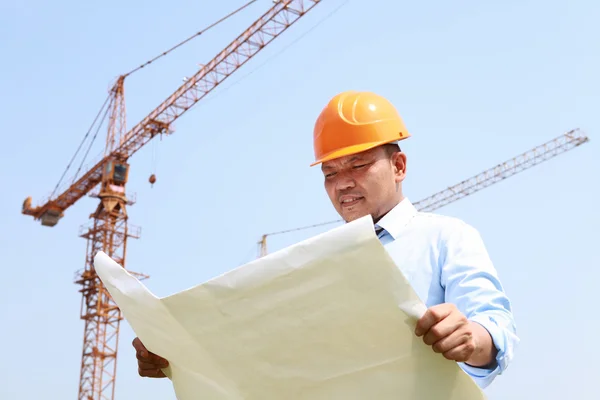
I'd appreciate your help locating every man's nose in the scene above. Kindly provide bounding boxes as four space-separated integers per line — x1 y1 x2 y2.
335 175 356 191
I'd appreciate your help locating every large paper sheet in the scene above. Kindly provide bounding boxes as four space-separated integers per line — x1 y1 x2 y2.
94 215 486 399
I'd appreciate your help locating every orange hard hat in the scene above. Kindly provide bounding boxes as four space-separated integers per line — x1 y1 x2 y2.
311 90 410 166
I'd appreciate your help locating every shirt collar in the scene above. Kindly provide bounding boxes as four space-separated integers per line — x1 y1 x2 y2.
374 197 417 240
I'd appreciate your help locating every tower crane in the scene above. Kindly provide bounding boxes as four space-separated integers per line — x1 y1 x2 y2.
258 129 590 256
20 1 322 399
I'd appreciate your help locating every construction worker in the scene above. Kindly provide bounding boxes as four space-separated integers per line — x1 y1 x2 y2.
133 90 518 389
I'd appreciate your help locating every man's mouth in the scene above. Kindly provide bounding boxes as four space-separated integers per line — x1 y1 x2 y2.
339 195 364 207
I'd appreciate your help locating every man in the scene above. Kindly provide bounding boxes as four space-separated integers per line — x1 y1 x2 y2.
133 90 519 389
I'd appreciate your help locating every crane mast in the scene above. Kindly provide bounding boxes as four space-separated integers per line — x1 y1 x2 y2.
75 154 141 400
258 129 590 256
20 2 322 400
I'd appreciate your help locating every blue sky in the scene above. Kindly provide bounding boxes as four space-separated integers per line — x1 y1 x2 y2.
1 0 598 398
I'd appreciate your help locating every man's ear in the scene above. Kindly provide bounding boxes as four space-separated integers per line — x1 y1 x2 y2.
393 152 407 181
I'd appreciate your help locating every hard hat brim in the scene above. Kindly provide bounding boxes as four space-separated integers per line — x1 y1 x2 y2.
310 135 409 167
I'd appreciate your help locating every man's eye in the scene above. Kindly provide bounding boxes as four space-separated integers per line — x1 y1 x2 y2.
352 164 367 169
325 172 337 178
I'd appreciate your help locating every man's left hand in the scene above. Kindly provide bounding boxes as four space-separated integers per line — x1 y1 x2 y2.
414 303 495 367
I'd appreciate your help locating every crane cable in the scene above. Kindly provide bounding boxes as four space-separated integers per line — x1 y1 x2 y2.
123 0 258 78
50 0 258 199
202 0 351 104
50 93 111 198
71 103 112 185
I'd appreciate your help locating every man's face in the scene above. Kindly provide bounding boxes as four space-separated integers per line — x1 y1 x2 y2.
321 146 407 223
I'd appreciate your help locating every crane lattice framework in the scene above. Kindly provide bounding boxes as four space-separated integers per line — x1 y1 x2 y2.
20 1 322 400
258 129 590 256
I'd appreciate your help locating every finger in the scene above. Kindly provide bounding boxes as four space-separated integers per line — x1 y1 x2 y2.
132 337 144 350
442 341 476 362
422 313 466 345
432 327 473 355
132 339 166 365
136 349 168 366
132 337 149 358
135 348 151 362
138 367 167 378
415 304 454 337
138 359 169 370
133 338 166 364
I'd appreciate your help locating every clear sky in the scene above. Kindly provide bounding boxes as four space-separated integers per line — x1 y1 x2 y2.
1 0 598 398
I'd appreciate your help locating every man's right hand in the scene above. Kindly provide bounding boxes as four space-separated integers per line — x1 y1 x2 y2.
132 337 169 378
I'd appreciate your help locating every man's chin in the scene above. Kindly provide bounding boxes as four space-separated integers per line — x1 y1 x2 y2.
341 210 370 223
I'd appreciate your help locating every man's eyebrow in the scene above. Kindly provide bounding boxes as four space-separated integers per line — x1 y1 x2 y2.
322 155 369 171
342 155 366 165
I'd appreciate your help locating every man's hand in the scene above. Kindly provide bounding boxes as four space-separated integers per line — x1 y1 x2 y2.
414 303 496 367
132 337 169 378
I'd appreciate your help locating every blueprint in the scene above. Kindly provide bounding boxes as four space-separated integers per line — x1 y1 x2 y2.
93 215 486 399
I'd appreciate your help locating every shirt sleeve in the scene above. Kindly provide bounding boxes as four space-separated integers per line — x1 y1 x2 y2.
439 219 519 388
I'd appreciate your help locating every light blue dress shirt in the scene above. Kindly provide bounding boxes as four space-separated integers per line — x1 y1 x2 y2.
374 198 519 389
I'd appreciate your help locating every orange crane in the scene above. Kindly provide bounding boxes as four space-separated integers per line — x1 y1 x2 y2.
20 1 322 399
257 129 590 256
